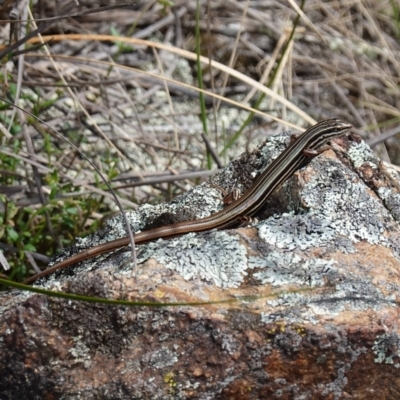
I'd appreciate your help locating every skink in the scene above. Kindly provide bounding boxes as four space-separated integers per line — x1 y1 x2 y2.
23 119 352 284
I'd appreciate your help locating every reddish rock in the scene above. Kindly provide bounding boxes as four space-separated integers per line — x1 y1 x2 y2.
1 132 400 399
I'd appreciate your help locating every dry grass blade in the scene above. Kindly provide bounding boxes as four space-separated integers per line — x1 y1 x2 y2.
24 34 315 126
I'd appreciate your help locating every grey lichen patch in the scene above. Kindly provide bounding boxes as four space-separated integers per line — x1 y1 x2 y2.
260 277 394 326
301 161 393 247
319 367 350 400
261 307 319 325
69 338 91 366
146 348 178 369
373 332 400 368
209 161 248 197
258 155 400 258
347 139 380 168
253 131 293 178
134 230 248 289
220 333 242 355
0 291 32 315
258 211 338 251
261 291 320 325
170 184 223 219
259 131 292 161
333 281 393 311
347 139 400 222
378 187 400 221
248 253 336 287
306 285 392 319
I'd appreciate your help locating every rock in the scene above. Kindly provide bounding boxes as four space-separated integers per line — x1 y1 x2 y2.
1 129 400 399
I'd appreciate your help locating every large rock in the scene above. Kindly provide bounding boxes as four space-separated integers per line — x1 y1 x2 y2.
1 128 400 399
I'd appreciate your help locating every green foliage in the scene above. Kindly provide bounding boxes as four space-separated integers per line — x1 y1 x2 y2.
32 96 58 116
110 26 135 54
157 0 174 9
158 0 174 15
390 0 400 37
0 182 105 281
0 108 117 282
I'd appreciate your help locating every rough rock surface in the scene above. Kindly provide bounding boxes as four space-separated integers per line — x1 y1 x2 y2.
1 128 400 399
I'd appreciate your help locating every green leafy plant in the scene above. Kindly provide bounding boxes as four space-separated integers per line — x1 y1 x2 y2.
0 102 118 282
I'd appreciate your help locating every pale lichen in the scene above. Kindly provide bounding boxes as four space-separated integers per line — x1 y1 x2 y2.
373 332 400 368
135 231 248 289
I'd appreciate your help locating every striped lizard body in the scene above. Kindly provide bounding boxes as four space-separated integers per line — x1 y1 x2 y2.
23 119 352 284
